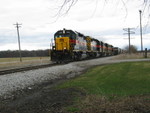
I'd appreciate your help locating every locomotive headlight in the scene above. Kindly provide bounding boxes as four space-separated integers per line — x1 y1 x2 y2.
64 47 66 50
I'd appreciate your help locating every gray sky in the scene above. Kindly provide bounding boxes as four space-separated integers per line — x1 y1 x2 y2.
0 0 150 51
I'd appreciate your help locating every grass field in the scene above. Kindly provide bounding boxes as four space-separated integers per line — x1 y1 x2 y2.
56 62 150 112
0 57 50 63
112 53 150 60
0 57 50 70
58 62 150 96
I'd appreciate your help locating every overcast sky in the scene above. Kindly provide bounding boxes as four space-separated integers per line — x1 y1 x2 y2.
0 0 150 51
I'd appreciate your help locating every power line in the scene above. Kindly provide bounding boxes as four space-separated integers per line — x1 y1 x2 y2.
123 28 135 54
14 22 22 62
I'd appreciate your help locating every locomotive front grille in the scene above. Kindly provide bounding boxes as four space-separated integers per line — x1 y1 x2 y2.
55 37 70 51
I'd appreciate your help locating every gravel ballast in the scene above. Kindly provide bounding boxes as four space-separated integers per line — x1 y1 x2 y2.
0 64 83 98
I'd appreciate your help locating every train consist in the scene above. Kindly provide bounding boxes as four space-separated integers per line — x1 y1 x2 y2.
51 28 122 63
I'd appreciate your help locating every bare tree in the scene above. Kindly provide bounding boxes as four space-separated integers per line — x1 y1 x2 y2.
52 0 79 20
54 0 150 32
124 45 138 53
58 0 149 14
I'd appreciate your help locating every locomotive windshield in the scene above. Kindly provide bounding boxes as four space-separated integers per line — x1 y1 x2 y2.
54 30 76 39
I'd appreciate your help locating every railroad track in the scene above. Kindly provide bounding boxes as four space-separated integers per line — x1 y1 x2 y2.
0 59 89 75
0 63 57 75
0 56 114 76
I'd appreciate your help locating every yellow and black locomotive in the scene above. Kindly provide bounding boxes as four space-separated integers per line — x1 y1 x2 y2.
51 28 120 63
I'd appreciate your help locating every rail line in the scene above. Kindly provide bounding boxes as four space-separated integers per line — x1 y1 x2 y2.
0 58 92 75
0 63 57 75
0 56 118 76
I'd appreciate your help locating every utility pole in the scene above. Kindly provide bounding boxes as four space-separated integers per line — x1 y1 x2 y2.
14 22 22 62
139 10 143 53
123 28 135 54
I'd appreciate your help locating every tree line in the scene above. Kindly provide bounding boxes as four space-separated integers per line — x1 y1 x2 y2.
0 49 50 58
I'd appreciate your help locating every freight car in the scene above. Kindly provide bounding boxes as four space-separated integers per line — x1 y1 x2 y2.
51 29 120 63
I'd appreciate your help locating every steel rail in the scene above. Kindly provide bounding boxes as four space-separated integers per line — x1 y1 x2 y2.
0 63 57 75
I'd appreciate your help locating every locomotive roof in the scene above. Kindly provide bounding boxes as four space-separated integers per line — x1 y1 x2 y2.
55 29 76 35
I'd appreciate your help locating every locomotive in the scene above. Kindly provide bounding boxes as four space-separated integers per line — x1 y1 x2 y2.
51 28 120 63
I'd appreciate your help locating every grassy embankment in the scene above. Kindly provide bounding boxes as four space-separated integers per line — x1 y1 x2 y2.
57 62 150 112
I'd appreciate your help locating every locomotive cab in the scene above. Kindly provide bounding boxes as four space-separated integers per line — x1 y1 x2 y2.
51 29 88 63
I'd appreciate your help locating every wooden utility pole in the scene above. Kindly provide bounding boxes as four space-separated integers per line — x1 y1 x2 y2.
123 28 135 54
14 22 22 62
139 10 143 53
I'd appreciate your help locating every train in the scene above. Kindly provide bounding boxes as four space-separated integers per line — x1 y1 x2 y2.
51 28 122 63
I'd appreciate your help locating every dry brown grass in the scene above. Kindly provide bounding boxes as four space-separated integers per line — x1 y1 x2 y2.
74 95 150 113
0 57 50 70
112 53 150 60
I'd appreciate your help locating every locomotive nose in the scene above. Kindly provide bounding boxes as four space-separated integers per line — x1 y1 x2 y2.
55 37 70 51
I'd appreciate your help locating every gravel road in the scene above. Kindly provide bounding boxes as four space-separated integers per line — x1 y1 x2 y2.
0 56 150 99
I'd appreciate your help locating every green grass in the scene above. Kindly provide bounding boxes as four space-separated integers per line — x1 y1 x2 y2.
65 106 80 112
57 62 150 96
